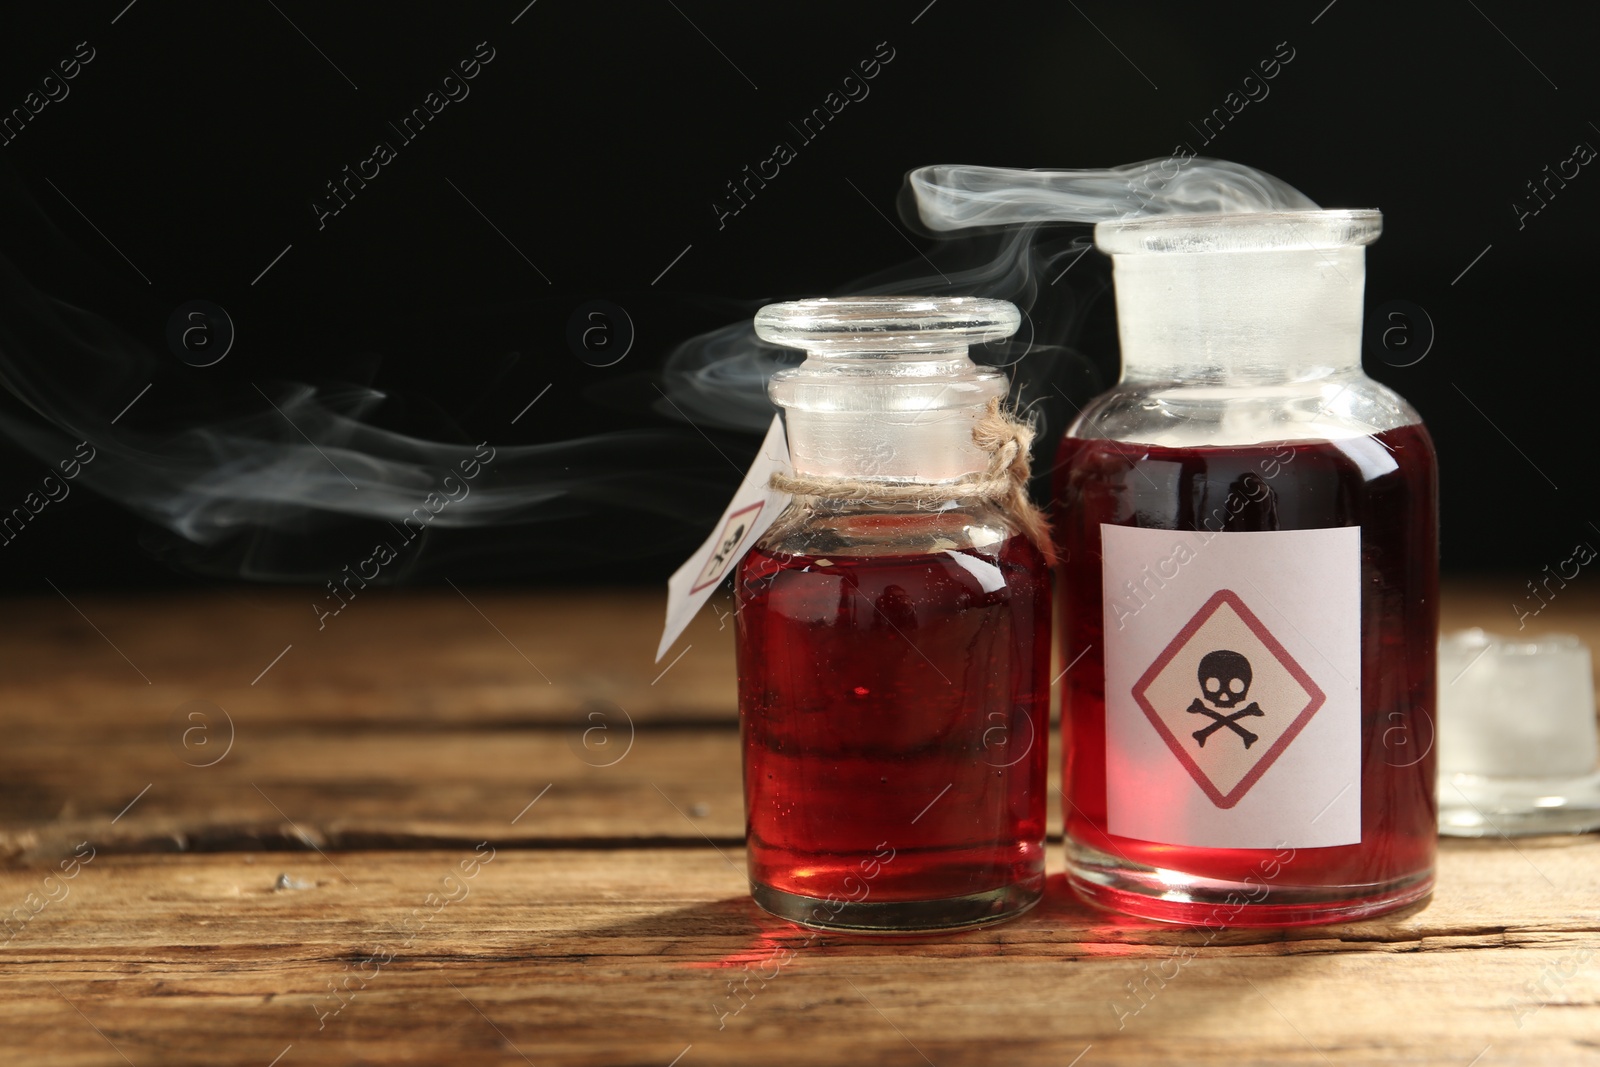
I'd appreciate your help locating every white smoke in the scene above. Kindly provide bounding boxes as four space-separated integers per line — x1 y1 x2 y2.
909 158 1319 230
0 157 1320 580
660 156 1320 437
0 191 729 581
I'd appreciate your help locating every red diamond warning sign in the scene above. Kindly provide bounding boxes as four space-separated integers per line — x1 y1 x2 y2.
1131 589 1326 810
689 501 764 595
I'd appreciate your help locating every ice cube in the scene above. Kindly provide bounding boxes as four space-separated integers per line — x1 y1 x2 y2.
1438 629 1598 778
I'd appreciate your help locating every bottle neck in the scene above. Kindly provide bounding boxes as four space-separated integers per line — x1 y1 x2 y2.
772 348 1008 481
1110 246 1368 385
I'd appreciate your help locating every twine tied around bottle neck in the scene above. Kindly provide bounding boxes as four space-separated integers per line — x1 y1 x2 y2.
767 398 1057 566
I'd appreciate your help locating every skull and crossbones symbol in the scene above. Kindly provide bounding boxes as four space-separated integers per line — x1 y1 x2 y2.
1185 649 1264 749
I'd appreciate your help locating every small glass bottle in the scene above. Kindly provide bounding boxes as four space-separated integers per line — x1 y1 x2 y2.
736 296 1052 933
1053 211 1439 926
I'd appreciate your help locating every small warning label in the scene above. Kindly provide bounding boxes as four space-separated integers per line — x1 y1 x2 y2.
1101 524 1360 849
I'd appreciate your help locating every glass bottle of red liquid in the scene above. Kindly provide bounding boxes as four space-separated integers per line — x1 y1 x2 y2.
1053 211 1438 926
737 297 1052 932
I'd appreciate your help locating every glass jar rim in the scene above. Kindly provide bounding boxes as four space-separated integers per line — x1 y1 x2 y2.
1095 209 1382 256
755 296 1020 354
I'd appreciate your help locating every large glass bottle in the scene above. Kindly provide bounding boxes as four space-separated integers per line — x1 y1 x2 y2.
1052 211 1439 926
737 297 1052 933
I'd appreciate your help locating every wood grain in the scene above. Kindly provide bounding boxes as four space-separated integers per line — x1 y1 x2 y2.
0 728 751 859
0 587 739 733
2 582 1598 1064
1 842 1596 1066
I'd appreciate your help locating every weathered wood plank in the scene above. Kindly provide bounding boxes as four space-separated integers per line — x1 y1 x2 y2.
0 588 738 732
0 729 744 860
0 724 1070 860
1 842 1596 1066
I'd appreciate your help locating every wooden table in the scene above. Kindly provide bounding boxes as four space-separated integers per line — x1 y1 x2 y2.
2 582 1597 1065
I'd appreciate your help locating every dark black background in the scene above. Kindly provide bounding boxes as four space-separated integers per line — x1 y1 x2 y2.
0 1 1592 590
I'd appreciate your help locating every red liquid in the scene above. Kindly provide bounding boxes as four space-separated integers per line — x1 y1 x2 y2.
735 533 1051 917
1052 424 1438 924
